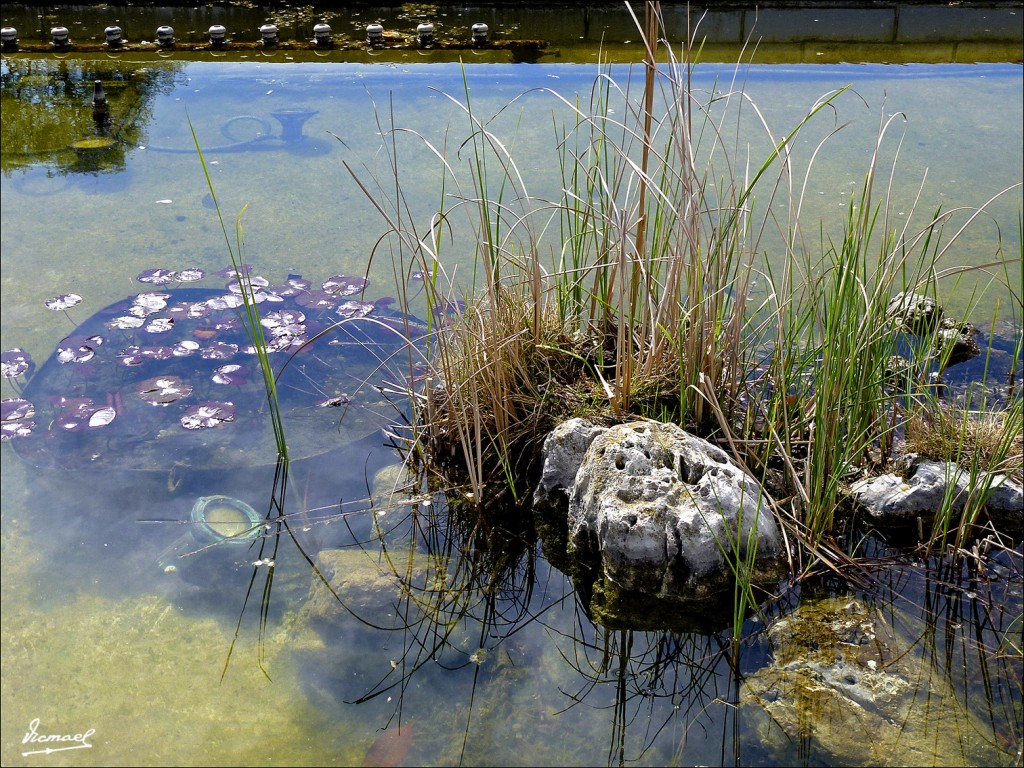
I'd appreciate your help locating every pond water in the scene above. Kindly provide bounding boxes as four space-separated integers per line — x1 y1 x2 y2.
1 52 1022 767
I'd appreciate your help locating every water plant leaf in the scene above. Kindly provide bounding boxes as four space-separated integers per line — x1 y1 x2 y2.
336 300 374 319
181 401 236 430
171 301 212 320
1 349 33 378
315 395 350 407
137 268 176 285
322 275 369 296
130 292 171 316
215 264 252 278
206 294 246 311
295 290 337 310
136 375 192 405
0 417 35 440
175 268 206 282
50 397 116 431
144 317 175 334
201 341 239 360
173 340 201 357
1 398 34 421
269 277 311 296
57 335 103 364
88 406 117 428
106 315 146 330
44 294 83 311
212 364 247 385
226 275 270 294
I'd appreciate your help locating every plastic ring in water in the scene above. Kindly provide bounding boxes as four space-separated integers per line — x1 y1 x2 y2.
189 495 261 546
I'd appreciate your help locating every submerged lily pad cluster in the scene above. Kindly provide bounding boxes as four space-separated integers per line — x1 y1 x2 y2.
0 267 394 458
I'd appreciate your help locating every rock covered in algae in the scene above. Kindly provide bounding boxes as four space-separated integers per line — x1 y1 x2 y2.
740 596 1008 767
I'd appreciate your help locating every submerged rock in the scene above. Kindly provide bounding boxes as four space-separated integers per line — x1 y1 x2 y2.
564 420 784 600
741 596 1008 767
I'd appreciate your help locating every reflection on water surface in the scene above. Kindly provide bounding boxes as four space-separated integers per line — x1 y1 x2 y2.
1 54 1021 766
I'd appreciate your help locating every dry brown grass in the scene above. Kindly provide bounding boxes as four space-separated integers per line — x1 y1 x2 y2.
905 404 1024 480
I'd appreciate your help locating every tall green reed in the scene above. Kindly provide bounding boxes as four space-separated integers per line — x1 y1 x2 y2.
190 122 288 462
346 1 1021 578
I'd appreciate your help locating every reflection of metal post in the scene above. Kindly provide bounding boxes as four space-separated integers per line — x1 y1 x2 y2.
1 26 19 52
209 24 227 48
92 80 110 130
156 26 175 48
260 23 279 46
51 26 71 50
417 22 434 48
313 23 333 48
104 25 124 49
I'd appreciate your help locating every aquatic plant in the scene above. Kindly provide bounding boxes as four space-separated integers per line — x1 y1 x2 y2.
346 1 1021 598
191 122 289 462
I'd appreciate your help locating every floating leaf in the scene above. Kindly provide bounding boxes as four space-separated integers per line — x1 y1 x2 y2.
137 375 192 405
117 346 146 366
175 268 206 282
295 290 337 310
201 341 239 360
269 276 311 296
261 309 306 339
88 406 116 428
44 294 83 311
226 275 270 294
144 317 175 334
118 345 175 365
57 334 104 364
137 268 175 285
2 398 35 420
47 396 115 431
212 364 246 385
205 294 245 311
172 340 200 357
1 349 33 378
215 264 252 279
323 275 369 296
336 300 374 319
106 315 146 330
181 401 236 430
1 418 35 440
131 292 171 316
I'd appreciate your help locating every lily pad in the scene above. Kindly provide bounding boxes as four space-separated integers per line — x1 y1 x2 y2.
11 286 427 472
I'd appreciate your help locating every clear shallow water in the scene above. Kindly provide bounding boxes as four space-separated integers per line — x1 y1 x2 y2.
1 57 1022 766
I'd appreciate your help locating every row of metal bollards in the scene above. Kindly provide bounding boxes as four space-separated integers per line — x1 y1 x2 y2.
0 21 490 51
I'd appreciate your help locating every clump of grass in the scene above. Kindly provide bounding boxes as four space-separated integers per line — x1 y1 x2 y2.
348 1 1021 587
905 404 1023 479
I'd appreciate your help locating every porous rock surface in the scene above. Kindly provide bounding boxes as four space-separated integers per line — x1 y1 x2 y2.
849 458 1023 526
740 596 1006 767
540 419 783 598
